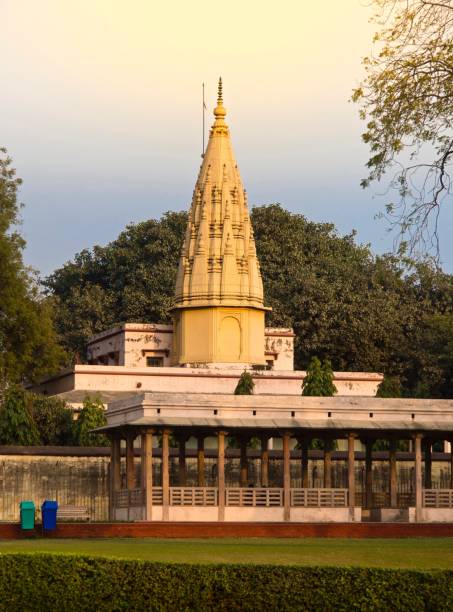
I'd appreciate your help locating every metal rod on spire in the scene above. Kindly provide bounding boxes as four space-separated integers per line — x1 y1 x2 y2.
202 82 206 158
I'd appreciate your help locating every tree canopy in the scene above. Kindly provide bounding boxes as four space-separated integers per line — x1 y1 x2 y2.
0 387 75 446
0 149 65 388
46 204 453 398
45 211 187 359
29 395 73 445
353 0 453 256
0 386 40 445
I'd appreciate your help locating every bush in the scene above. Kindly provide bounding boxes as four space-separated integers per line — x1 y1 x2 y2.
72 395 109 447
0 555 451 611
234 371 255 395
302 357 337 396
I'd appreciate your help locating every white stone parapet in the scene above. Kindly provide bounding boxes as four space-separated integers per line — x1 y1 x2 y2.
33 365 383 405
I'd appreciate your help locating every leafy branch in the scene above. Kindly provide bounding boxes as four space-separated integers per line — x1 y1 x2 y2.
353 0 453 258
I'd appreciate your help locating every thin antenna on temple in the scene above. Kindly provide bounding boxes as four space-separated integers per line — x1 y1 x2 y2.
202 82 206 158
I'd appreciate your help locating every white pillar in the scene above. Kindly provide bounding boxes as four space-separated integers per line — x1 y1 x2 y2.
389 438 397 508
218 431 226 522
141 430 153 521
348 433 356 518
197 434 205 487
414 433 423 522
109 433 121 520
126 433 135 490
283 432 291 522
260 434 269 488
162 430 170 521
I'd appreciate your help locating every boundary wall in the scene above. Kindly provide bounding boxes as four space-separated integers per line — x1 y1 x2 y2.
0 521 452 539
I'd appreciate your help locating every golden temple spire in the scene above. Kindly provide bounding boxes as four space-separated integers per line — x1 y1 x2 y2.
174 79 265 309
172 80 268 367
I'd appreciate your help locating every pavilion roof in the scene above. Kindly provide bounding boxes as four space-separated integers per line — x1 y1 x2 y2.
99 392 453 437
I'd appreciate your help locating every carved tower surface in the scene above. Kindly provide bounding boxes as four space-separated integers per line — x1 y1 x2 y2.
172 78 269 366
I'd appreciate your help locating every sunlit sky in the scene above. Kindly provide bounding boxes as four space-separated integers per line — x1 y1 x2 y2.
3 0 453 275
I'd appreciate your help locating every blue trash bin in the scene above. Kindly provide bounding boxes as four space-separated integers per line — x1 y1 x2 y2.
41 500 58 530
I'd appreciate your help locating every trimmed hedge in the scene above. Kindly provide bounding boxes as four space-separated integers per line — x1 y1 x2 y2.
0 554 451 611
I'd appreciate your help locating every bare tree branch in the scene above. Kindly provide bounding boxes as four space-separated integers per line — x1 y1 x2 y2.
354 0 453 259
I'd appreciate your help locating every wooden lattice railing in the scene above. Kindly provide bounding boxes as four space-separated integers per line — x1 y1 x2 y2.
423 489 453 508
290 488 348 507
170 487 218 506
225 488 283 507
152 487 163 505
114 487 350 508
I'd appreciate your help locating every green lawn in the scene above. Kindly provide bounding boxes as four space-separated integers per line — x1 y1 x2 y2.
0 537 451 569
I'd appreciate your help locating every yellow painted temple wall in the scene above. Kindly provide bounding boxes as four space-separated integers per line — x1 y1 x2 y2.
173 306 265 366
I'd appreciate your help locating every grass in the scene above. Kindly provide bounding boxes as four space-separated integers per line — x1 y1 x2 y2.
0 537 451 569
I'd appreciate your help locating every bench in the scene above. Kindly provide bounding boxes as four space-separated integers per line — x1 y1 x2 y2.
57 505 90 522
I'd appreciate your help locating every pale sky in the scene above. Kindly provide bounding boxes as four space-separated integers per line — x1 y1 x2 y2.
3 0 453 275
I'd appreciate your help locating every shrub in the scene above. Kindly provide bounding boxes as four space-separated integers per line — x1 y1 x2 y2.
72 395 109 447
0 555 451 611
234 371 255 395
302 357 337 396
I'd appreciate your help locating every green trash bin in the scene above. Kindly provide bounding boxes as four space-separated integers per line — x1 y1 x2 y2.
20 501 35 530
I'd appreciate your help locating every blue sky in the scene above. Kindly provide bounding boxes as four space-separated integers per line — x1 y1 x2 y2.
3 0 453 276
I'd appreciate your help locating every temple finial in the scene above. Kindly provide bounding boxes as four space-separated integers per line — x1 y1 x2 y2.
214 77 226 121
217 77 223 104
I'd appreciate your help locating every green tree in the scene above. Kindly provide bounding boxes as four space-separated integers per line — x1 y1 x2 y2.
45 211 187 358
353 0 453 256
302 357 337 397
29 395 73 445
0 386 40 445
72 395 109 447
46 204 453 398
406 313 453 398
234 371 255 395
0 148 65 388
252 205 417 375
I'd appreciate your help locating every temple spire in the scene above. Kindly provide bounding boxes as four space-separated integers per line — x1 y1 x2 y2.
174 80 265 310
172 80 268 366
